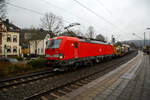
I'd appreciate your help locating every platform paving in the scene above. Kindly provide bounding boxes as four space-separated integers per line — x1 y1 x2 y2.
116 54 150 100
57 52 150 100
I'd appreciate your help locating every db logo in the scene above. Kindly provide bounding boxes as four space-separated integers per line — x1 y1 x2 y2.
99 49 102 52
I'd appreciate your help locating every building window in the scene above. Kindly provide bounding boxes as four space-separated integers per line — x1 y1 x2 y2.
7 46 11 53
13 35 17 42
0 46 2 53
41 48 43 53
7 35 11 42
13 46 17 53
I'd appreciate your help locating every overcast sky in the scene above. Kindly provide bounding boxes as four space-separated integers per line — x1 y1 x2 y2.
6 0 150 41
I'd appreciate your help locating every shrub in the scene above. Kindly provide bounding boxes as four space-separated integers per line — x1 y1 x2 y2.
27 57 47 68
16 56 23 61
0 58 48 78
0 61 32 77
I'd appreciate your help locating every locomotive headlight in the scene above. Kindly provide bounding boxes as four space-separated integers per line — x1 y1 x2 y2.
59 53 63 59
59 55 63 59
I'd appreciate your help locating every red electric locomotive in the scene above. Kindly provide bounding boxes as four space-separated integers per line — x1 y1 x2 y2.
45 36 114 71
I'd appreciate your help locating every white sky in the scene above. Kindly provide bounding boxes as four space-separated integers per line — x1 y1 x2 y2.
6 0 150 41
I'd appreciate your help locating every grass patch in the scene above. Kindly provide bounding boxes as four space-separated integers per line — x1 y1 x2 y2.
0 58 50 79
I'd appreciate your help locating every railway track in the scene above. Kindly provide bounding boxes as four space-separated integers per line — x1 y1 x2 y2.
0 52 137 100
23 52 137 100
0 69 56 89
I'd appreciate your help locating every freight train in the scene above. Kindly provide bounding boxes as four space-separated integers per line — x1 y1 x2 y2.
45 36 131 71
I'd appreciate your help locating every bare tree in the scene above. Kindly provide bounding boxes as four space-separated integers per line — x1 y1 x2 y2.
96 34 105 42
0 0 7 19
75 29 85 36
40 12 64 37
86 26 96 38
105 36 108 42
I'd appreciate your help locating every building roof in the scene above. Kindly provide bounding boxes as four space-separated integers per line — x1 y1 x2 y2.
21 29 48 40
0 18 20 32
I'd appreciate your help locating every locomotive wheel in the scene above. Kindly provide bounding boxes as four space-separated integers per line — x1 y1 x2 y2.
72 63 78 70
69 63 78 71
89 61 94 67
83 61 88 66
95 58 100 63
67 65 72 71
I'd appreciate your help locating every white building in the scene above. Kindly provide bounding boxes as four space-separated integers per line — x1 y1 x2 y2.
0 18 21 57
29 34 50 55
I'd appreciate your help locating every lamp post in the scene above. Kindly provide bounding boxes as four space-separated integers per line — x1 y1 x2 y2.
132 33 143 50
146 28 150 46
146 28 150 54
144 32 146 47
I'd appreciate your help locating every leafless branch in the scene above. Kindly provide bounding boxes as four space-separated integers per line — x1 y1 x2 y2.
85 26 96 38
0 0 7 19
40 12 64 37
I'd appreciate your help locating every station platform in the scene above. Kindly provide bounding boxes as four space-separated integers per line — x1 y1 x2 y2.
57 52 150 100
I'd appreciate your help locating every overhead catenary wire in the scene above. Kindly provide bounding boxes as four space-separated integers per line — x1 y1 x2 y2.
41 0 103 31
72 0 132 40
5 1 117 30
5 2 90 35
42 0 85 22
41 0 89 30
5 2 74 24
5 1 133 41
5 2 44 16
2 2 86 37
96 0 135 41
42 1 124 38
96 0 112 15
72 0 118 28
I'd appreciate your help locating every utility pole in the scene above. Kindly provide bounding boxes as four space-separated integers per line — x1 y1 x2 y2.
132 33 143 50
146 28 150 47
144 32 146 47
146 28 150 55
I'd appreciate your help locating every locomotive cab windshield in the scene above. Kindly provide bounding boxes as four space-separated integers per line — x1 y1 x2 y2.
46 39 62 49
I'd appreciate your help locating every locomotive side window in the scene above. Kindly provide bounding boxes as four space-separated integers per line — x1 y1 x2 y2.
74 42 78 48
46 39 62 48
